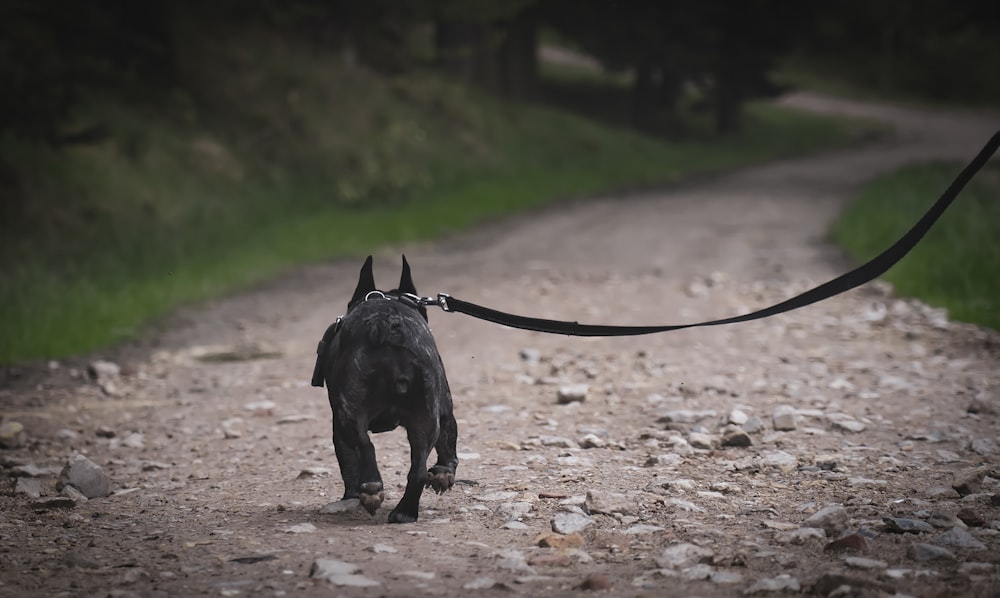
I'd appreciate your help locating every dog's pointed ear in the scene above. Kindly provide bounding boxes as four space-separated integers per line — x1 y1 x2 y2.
399 255 417 295
349 255 376 307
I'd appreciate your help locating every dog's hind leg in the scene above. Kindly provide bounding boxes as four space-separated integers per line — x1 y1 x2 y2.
334 415 385 515
427 407 458 495
388 420 437 523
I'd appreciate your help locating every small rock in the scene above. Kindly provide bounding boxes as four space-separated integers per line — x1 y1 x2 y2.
495 549 535 574
557 384 588 404
552 511 592 534
828 414 866 433
368 544 397 554
656 543 713 569
883 517 934 534
931 527 986 549
276 414 316 424
0 421 26 449
576 573 611 591
953 465 998 497
711 570 744 584
742 417 764 434
844 556 887 569
58 454 112 499
463 577 498 590
688 432 714 449
540 436 579 449
309 558 379 587
720 427 752 448
625 524 665 535
823 533 869 553
61 484 89 503
727 409 749 426
55 429 79 442
519 348 541 363
14 477 44 498
579 433 605 449
297 467 332 479
907 542 955 561
88 360 121 380
495 501 533 522
319 498 360 514
759 450 797 472
243 400 276 413
744 574 800 594
926 511 966 529
12 463 61 477
535 532 585 549
956 507 985 527
772 405 798 431
31 496 77 510
283 523 317 534
585 490 635 516
804 505 848 538
970 438 997 456
775 527 825 545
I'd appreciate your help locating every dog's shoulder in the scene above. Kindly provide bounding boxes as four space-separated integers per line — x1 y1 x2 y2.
340 300 433 349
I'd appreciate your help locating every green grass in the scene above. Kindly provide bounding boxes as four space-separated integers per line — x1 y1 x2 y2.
0 30 878 365
833 162 1000 331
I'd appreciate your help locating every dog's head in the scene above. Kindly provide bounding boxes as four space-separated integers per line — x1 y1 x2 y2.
348 255 428 321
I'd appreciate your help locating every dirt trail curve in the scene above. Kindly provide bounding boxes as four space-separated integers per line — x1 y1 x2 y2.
2 93 1000 597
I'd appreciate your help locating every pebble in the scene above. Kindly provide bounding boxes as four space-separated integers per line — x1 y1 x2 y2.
711 570 744 584
58 454 112 499
727 409 749 426
463 577 498 590
655 543 713 569
744 574 800 594
282 523 317 534
495 501 533 522
844 556 887 569
309 558 379 587
953 465 999 497
823 533 869 553
540 436 578 449
14 477 44 498
884 517 934 534
585 490 635 515
87 360 121 380
552 511 592 534
557 384 588 404
957 507 985 527
742 417 764 434
0 421 26 449
368 544 397 554
759 450 797 472
828 414 866 433
625 524 665 535
720 427 752 448
495 549 535 573
519 348 541 363
772 405 797 431
535 532 584 548
931 527 986 549
688 432 714 449
804 505 848 536
579 433 605 448
926 511 966 529
906 543 955 561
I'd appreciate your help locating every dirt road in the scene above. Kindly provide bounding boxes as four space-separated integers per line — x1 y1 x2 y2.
2 93 999 597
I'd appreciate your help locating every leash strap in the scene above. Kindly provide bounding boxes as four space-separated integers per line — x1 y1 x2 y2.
441 131 1000 337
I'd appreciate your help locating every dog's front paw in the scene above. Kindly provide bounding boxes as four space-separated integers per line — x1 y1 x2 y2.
358 482 385 516
388 508 418 524
426 466 455 495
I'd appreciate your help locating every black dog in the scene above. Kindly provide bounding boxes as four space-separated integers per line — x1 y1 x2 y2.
311 256 458 523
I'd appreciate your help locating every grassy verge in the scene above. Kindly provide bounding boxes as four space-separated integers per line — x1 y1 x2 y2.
0 31 878 365
832 162 1000 331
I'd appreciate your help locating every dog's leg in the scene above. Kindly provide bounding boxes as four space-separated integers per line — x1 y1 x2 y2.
331 419 361 500
427 404 458 495
354 426 385 516
388 420 437 523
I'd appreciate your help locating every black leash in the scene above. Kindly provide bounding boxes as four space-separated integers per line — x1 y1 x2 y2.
430 130 1000 337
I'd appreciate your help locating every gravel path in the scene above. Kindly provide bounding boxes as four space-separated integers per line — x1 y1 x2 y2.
2 93 1000 597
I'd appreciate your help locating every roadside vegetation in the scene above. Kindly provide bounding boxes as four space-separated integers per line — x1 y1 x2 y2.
0 29 874 363
833 162 1000 331
4 1 994 364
